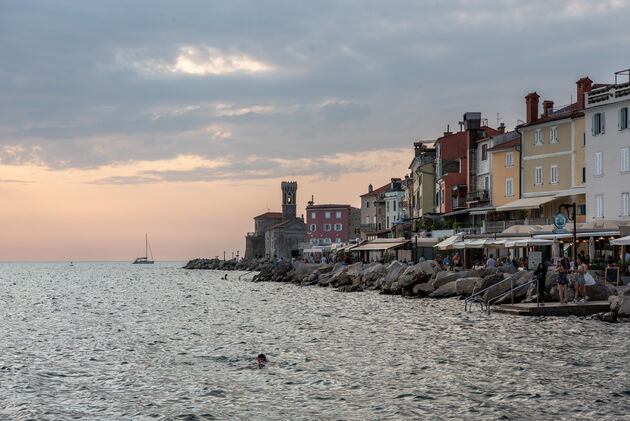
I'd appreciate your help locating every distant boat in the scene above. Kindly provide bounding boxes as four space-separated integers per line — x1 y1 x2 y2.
133 233 154 264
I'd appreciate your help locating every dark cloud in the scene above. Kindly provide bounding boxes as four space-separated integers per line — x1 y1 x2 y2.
1 0 629 173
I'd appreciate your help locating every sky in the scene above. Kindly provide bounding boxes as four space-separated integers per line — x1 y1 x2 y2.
1 0 628 261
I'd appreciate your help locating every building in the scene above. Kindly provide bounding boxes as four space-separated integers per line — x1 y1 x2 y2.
407 142 436 228
584 69 630 222
513 77 593 223
306 203 360 245
244 181 306 259
384 187 406 230
244 212 282 259
435 113 500 217
359 182 389 235
488 132 521 208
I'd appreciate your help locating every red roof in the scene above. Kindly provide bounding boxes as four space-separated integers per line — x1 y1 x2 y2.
488 138 520 151
360 183 390 197
254 211 282 219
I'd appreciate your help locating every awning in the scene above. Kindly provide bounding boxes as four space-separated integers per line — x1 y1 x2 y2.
353 240 410 251
534 231 620 240
469 206 496 216
487 237 553 248
495 195 555 211
441 208 470 217
435 235 463 250
553 187 586 198
412 237 440 246
612 235 630 245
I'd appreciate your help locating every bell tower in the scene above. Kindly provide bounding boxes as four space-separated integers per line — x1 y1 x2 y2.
281 181 297 221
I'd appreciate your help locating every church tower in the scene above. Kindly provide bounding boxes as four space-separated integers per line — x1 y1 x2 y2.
281 181 297 221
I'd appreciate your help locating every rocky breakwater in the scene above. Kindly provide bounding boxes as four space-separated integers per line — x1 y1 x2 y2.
183 257 267 271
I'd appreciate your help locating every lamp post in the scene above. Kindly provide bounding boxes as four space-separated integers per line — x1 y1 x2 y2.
559 203 577 270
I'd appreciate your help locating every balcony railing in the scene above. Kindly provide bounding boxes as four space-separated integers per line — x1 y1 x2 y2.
466 189 489 203
483 217 554 234
360 223 378 232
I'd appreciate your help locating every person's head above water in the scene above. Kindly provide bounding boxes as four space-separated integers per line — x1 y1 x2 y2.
257 353 267 368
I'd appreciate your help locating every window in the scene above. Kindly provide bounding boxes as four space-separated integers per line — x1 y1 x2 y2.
550 126 558 143
386 201 389 212
582 167 586 183
592 112 605 135
365 216 369 224
325 212 331 219
578 204 586 215
334 223 342 231
335 238 341 243
481 144 488 161
535 166 543 185
594 152 603 176
595 194 603 218
366 201 369 208
622 147 630 173
335 211 341 218
622 193 630 217
484 176 489 191
550 165 558 184
373 216 376 224
324 224 332 231
393 201 396 211
387 216 390 228
506 152 514 168
506 178 514 198
619 107 629 131
441 189 444 204
309 224 316 232
535 129 543 145
311 212 316 220
373 201 376 207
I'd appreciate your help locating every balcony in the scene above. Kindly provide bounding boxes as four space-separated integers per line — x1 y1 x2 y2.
466 189 489 204
360 223 378 232
483 217 554 234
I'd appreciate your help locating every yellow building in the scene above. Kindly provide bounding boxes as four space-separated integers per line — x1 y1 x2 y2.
488 136 520 207
503 78 592 223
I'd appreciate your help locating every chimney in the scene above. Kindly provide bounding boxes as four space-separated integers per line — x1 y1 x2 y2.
498 122 506 134
368 184 373 193
443 124 452 137
542 100 554 118
526 92 540 124
576 77 593 110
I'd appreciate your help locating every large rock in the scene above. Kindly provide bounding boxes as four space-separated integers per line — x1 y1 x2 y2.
609 295 620 313
455 277 482 296
380 261 407 291
431 272 460 289
617 295 630 318
398 262 439 289
429 280 458 298
412 283 435 297
346 263 365 286
361 263 386 289
585 283 616 301
482 270 531 302
472 273 505 295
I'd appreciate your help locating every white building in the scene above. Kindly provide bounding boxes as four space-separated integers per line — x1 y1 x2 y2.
384 190 406 229
584 69 630 222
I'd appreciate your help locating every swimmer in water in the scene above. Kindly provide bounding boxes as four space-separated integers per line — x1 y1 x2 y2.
257 353 267 368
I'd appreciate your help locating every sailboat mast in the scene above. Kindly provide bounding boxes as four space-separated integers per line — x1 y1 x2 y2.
145 233 148 258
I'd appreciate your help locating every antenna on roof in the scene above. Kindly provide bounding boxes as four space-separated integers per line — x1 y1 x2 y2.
496 112 503 128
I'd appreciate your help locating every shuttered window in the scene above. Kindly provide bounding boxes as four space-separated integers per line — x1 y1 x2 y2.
535 129 543 145
550 126 558 143
506 178 514 198
595 194 604 218
621 147 630 173
622 193 630 217
592 112 605 135
506 152 514 167
550 165 558 184
594 152 603 176
535 166 543 185
619 107 629 131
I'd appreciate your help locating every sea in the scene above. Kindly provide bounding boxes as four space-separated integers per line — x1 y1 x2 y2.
0 261 628 420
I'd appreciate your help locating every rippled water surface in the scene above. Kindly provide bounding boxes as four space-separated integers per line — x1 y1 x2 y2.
1 262 629 420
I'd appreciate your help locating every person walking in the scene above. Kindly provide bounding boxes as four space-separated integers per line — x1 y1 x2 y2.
486 254 497 268
573 257 589 303
534 262 547 304
555 258 569 304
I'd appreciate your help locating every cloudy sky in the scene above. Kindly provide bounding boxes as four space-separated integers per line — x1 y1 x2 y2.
1 0 628 260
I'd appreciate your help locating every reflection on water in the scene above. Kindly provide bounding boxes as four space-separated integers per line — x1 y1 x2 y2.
0 262 628 420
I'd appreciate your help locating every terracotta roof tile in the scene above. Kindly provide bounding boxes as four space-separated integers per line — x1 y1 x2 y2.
254 211 283 219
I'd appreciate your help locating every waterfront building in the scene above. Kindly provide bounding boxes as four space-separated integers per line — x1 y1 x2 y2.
407 141 436 229
384 187 406 230
306 202 360 245
435 113 499 218
359 179 401 238
584 69 630 222
488 132 521 208
511 77 593 223
244 181 306 259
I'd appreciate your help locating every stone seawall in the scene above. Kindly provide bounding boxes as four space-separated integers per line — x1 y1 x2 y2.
183 258 630 319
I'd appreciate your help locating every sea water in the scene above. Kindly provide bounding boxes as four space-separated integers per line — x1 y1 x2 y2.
0 262 628 420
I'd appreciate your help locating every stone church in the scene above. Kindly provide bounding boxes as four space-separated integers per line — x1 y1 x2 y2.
244 181 307 259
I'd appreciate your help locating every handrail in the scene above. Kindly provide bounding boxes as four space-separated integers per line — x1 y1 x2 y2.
238 270 257 280
464 271 519 312
485 280 535 314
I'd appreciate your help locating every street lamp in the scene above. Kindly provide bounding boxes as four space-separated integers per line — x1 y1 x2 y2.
559 203 577 270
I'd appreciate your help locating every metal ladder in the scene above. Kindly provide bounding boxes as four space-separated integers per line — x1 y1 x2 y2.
464 272 521 313
485 279 536 314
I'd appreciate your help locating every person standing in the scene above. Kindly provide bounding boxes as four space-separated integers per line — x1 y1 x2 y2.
486 254 497 268
453 253 463 272
555 258 569 304
573 258 589 303
534 263 547 304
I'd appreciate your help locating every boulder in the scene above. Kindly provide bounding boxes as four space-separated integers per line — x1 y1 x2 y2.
482 270 531 302
472 273 504 295
431 272 460 289
594 312 618 323
455 277 482 296
318 264 334 274
381 261 407 291
361 263 386 289
474 267 498 278
618 295 630 318
585 283 616 301
609 295 620 313
398 262 438 289
428 280 458 298
412 283 435 297
346 263 365 286
330 269 351 287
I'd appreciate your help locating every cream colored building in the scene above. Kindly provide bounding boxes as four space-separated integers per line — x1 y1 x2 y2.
488 135 520 208
506 78 593 223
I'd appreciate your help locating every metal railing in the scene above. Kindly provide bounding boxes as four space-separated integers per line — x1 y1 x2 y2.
485 280 535 314
464 272 520 312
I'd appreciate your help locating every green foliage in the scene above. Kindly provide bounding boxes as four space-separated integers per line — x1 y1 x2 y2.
383 251 396 264
444 218 454 229
453 222 461 232
517 209 528 220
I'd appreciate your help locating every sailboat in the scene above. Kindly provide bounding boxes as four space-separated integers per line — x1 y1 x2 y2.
133 233 154 264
